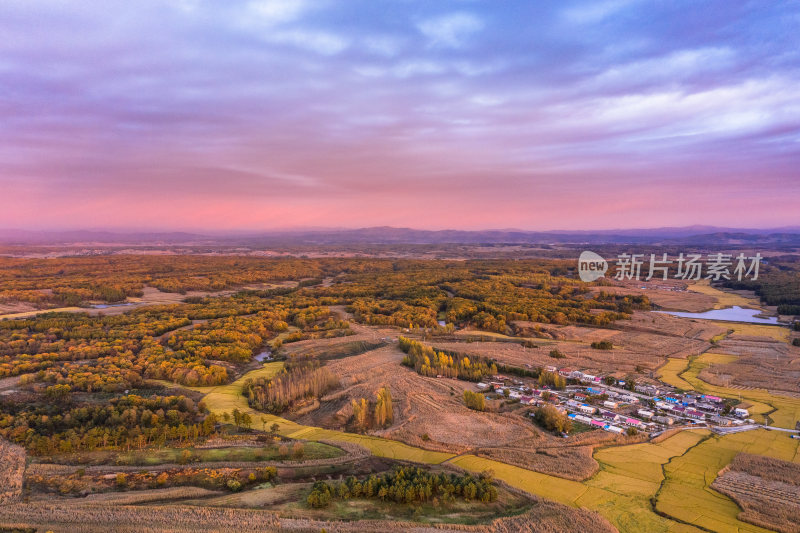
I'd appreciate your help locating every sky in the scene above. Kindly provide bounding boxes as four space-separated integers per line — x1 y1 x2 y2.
1 0 799 232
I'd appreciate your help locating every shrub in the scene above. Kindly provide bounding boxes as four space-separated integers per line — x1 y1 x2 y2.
463 390 486 411
591 340 613 350
532 405 572 434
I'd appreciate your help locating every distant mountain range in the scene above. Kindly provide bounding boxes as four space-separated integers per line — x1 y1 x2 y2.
1 226 800 246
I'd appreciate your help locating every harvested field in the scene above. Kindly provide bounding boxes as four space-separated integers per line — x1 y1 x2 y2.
0 492 616 533
712 454 800 533
624 311 726 342
431 317 710 379
475 445 599 481
0 438 25 503
656 429 800 533
0 501 283 533
713 470 800 533
76 487 224 504
725 452 800 485
299 345 540 454
590 281 717 313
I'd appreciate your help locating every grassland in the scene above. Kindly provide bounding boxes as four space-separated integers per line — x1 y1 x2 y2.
42 443 343 466
655 429 800 532
688 280 761 310
725 321 790 342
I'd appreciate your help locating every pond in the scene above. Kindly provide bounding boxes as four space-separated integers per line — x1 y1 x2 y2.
656 306 780 325
254 349 273 362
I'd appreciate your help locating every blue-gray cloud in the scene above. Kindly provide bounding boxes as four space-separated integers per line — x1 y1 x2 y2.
0 0 798 230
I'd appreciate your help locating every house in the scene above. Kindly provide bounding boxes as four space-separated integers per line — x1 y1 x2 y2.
623 418 643 427
696 402 719 412
637 409 655 419
566 400 581 408
603 400 619 409
586 387 601 394
477 382 489 390
701 394 723 403
685 409 705 419
574 414 593 424
710 416 732 426
601 411 620 422
606 425 624 434
656 401 673 410
545 365 557 373
574 393 587 401
520 395 535 405
559 368 574 377
653 415 674 425
635 384 660 396
508 391 521 399
734 408 749 418
579 404 597 415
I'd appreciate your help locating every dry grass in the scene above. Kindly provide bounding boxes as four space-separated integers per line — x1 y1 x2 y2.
713 470 800 533
726 452 800 486
300 345 540 454
591 281 717 313
711 454 800 533
0 438 25 503
476 446 599 481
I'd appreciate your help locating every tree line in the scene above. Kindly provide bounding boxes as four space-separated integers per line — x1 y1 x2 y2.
306 466 498 508
398 337 497 382
350 387 393 432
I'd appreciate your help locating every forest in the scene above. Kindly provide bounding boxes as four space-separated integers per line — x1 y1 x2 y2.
0 255 652 456
305 466 498 507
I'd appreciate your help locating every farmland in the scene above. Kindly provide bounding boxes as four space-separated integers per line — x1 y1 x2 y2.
1 253 799 532
712 453 800 533
659 352 800 428
656 430 800 532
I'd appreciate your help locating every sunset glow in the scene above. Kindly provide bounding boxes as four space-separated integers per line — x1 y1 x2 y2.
2 1 799 231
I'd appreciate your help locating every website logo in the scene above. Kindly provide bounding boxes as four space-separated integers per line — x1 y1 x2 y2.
578 250 608 282
576 251 762 282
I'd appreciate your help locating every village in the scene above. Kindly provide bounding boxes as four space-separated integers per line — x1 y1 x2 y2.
477 365 756 438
